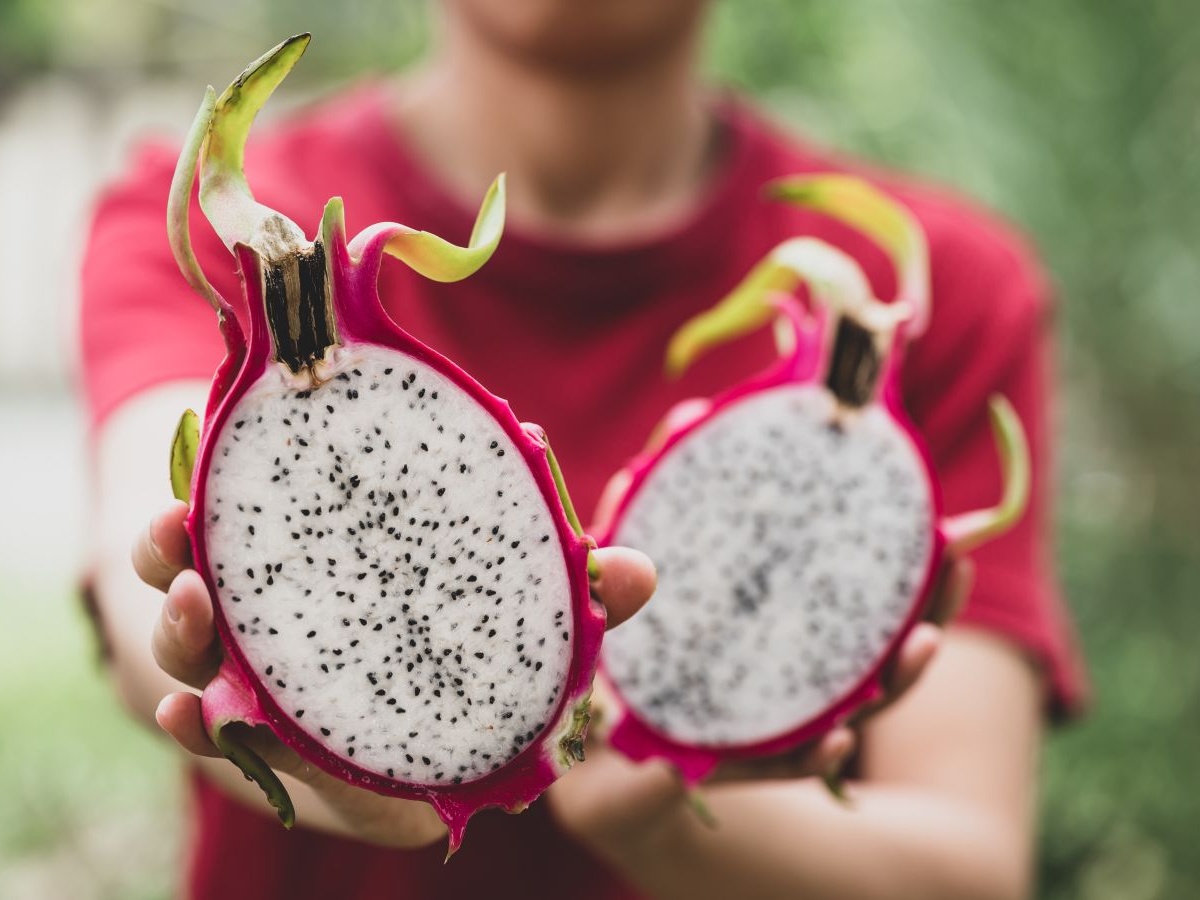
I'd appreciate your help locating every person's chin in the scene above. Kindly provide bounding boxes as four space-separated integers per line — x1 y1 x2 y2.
446 0 708 75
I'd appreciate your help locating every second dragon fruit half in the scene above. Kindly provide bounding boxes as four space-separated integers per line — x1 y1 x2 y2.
165 35 605 852
597 175 1031 781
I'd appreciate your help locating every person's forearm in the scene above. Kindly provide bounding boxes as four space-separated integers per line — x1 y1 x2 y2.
597 780 1029 900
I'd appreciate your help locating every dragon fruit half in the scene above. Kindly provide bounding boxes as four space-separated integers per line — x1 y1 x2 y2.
597 175 1030 781
164 35 604 851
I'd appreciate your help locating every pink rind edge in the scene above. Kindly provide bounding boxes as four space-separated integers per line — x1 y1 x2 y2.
201 657 271 731
185 227 605 853
596 329 946 783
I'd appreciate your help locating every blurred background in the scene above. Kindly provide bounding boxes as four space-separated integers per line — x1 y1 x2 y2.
1 1 1196 897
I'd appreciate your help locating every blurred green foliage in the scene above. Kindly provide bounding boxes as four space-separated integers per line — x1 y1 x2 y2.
1 1 1196 897
0 577 179 898
0 0 57 83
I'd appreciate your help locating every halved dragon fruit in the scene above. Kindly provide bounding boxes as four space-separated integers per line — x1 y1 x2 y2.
164 35 604 851
597 175 1030 782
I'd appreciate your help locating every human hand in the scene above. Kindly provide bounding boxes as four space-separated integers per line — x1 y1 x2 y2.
545 554 975 857
133 500 656 849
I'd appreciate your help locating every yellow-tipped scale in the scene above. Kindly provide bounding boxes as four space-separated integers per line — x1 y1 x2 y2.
942 396 1031 555
665 237 872 378
767 175 931 336
169 409 200 503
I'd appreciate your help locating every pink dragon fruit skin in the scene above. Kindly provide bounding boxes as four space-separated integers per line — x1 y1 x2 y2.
596 176 1030 783
165 35 604 853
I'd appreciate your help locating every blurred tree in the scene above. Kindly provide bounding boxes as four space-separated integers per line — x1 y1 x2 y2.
0 0 59 89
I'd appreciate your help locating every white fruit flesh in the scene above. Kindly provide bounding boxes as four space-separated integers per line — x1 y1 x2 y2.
204 344 574 785
605 385 933 746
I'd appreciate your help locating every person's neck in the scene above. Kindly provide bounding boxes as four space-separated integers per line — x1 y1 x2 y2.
391 20 719 244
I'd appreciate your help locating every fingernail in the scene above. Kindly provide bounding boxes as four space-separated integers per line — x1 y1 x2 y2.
154 696 171 728
166 595 182 623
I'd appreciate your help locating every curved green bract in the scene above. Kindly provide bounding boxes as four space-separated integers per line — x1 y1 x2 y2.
383 174 507 282
767 175 930 335
943 395 1031 555
822 772 851 805
543 436 583 538
665 237 871 377
541 436 599 580
211 721 295 828
320 195 346 257
665 256 788 378
169 409 200 503
167 88 225 313
205 34 309 190
684 787 718 827
200 33 311 255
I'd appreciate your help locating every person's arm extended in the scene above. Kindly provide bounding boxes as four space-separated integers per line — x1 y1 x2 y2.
555 629 1041 900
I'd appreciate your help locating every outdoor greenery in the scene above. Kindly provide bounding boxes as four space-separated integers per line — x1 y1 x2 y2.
1 1 1195 898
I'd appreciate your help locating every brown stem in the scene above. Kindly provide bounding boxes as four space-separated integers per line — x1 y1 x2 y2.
262 241 339 375
824 315 885 409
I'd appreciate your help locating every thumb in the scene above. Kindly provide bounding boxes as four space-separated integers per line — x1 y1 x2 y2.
590 546 656 629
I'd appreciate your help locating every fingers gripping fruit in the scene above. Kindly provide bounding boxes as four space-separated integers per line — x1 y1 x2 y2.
165 35 604 852
597 176 1030 781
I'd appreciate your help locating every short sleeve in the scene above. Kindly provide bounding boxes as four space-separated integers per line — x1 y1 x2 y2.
79 143 233 430
901 206 1087 718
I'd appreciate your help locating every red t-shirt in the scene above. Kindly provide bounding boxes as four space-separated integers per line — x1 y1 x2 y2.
80 85 1085 900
